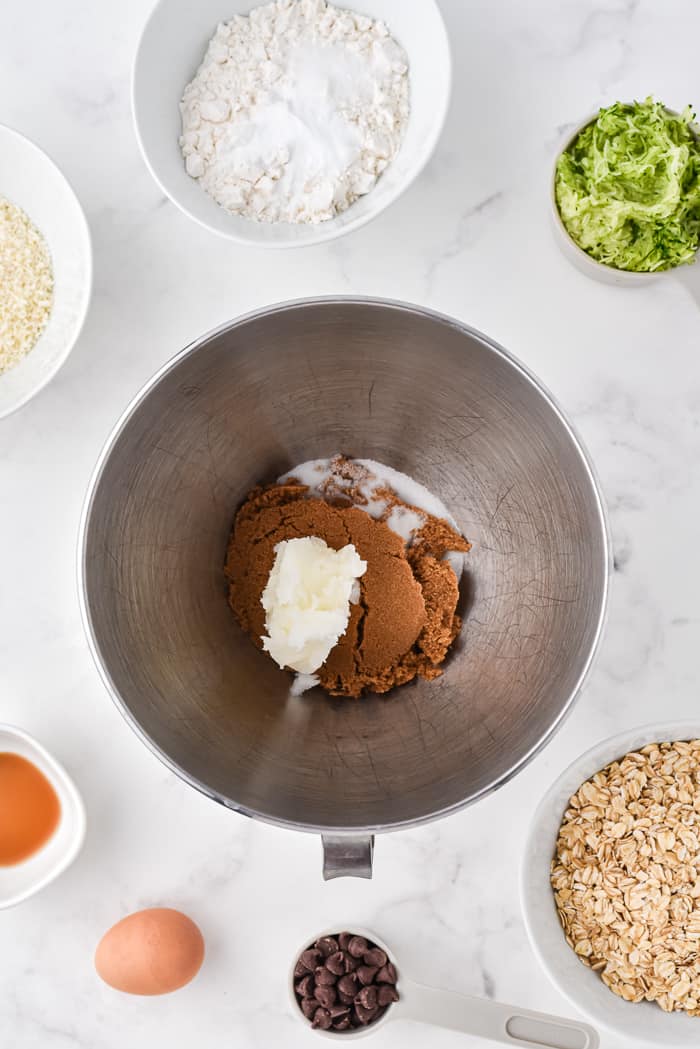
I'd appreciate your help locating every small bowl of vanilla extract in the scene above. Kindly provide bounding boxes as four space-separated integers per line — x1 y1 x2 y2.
0 724 85 907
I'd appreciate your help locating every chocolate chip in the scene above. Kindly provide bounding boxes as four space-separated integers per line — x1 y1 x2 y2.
378 985 400 1007
326 951 347 976
347 935 368 958
314 984 337 1010
363 947 387 968
315 966 337 987
355 1003 379 1026
300 998 317 1019
295 975 314 998
312 1008 332 1030
294 932 399 1033
300 949 321 972
337 973 358 997
315 936 339 958
355 985 378 1010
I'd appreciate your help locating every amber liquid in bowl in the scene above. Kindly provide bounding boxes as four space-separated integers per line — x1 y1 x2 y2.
0 753 61 865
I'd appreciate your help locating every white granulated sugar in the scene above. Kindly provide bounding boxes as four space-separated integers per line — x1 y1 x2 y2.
180 0 410 224
282 456 458 533
280 456 467 578
385 505 425 542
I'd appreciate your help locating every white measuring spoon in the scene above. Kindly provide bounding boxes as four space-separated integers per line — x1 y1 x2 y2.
290 929 599 1049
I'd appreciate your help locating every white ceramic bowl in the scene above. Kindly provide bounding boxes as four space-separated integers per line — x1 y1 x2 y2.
132 0 451 248
550 112 692 287
0 125 92 418
0 724 86 908
522 720 700 1047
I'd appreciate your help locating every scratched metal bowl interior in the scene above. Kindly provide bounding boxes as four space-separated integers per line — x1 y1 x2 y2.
80 298 608 834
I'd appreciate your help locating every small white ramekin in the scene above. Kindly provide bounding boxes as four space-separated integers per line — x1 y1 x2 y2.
551 111 694 286
0 724 86 908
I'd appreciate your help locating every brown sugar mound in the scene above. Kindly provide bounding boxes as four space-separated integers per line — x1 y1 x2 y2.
224 481 470 698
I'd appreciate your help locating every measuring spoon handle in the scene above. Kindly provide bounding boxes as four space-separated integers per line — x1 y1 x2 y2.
397 978 599 1049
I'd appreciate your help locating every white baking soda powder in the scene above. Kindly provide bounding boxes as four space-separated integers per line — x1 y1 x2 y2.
280 456 466 577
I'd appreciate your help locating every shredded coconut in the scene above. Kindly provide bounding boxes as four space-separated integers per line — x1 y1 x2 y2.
0 198 53 374
179 0 410 224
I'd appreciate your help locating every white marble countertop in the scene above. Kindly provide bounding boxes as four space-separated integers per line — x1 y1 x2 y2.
2 0 700 1046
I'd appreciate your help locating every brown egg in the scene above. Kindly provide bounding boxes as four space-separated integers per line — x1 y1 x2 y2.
95 908 205 995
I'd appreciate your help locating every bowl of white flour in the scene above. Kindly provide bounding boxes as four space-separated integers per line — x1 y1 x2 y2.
132 0 451 246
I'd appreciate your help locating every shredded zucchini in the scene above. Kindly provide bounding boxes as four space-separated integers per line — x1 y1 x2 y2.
555 98 700 272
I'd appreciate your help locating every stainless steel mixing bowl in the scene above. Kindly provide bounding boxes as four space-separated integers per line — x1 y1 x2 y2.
79 298 609 878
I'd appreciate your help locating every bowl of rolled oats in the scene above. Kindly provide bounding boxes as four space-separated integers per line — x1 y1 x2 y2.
522 722 700 1046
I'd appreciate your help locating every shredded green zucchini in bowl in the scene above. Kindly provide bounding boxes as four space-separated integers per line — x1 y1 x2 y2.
555 98 700 272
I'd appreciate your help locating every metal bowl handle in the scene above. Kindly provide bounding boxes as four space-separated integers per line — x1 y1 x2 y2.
322 835 375 879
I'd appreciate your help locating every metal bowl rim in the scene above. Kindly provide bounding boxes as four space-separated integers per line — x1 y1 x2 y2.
77 295 612 835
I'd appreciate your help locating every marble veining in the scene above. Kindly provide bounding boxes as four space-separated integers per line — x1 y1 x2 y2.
1 1 700 1046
